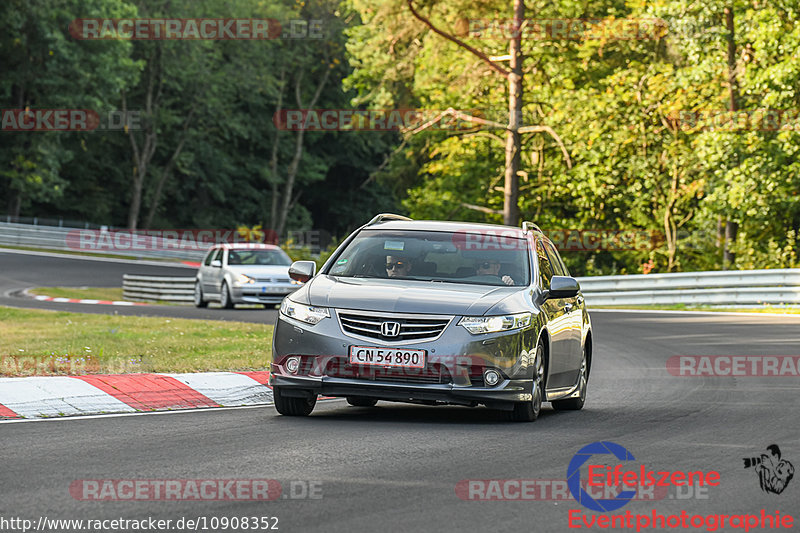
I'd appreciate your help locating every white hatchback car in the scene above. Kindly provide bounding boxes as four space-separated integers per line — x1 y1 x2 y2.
194 243 301 308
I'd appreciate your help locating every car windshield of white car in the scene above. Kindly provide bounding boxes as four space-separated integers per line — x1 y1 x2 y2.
227 249 292 266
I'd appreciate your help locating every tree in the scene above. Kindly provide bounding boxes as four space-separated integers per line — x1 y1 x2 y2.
0 0 139 217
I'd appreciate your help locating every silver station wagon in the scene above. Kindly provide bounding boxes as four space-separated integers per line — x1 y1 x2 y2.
194 243 301 308
271 215 593 421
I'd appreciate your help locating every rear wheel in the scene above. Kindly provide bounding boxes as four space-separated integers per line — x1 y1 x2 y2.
510 341 545 422
194 282 208 308
346 397 378 407
552 346 588 411
220 281 234 309
273 387 316 416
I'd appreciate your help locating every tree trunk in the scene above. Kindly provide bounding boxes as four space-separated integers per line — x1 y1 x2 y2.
7 190 22 218
664 163 679 272
127 168 145 229
275 66 331 237
503 0 524 226
143 106 196 229
722 6 739 269
269 69 286 231
125 47 162 230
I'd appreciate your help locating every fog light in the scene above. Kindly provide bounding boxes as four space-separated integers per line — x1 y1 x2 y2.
484 369 501 386
286 356 301 374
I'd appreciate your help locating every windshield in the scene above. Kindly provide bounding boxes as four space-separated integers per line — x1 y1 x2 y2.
325 230 530 286
227 249 292 266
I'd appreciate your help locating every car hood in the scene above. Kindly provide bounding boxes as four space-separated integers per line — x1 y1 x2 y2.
226 265 291 278
304 275 519 315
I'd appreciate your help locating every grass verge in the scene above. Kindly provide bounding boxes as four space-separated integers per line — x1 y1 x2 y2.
0 306 272 376
29 286 125 301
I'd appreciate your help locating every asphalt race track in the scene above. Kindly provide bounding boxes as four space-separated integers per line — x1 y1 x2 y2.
0 249 278 323
2 249 800 532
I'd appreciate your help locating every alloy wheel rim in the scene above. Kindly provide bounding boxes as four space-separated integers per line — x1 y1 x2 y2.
532 344 544 412
578 350 587 401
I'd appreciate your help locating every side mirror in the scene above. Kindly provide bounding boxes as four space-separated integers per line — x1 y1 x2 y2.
289 260 316 283
210 260 222 268
547 276 580 299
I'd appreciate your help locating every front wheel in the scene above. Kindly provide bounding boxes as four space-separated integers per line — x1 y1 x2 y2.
552 346 588 411
220 281 234 309
346 397 378 407
510 342 545 422
194 282 208 308
273 387 316 416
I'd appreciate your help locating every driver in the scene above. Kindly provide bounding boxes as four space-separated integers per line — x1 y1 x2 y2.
475 258 514 285
385 255 412 278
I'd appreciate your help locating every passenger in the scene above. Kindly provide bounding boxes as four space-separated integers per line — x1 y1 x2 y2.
475 258 514 285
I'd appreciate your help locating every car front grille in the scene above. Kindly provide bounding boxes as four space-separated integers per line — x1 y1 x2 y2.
324 358 452 384
337 311 451 342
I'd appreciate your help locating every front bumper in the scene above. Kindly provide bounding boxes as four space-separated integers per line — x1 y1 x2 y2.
271 373 533 407
231 284 298 304
271 309 539 407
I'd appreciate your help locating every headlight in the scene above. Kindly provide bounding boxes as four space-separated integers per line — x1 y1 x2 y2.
280 299 329 325
459 312 532 334
236 274 254 284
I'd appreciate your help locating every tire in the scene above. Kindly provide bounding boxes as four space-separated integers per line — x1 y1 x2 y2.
346 397 378 407
273 387 316 416
194 282 208 308
220 281 234 309
552 345 588 411
510 341 545 422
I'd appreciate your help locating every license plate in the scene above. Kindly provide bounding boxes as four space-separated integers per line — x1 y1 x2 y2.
262 286 292 293
349 346 426 368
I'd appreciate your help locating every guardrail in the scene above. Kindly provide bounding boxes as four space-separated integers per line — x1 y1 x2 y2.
577 269 800 306
0 221 207 262
122 275 195 304
120 269 800 307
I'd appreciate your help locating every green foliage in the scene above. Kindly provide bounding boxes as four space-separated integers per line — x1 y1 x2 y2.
344 0 800 274
4 0 799 275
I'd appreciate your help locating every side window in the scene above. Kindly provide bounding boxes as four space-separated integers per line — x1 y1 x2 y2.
203 248 217 266
544 241 569 277
536 239 554 288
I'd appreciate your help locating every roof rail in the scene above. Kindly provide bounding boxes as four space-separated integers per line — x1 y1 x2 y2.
367 213 413 225
521 221 543 234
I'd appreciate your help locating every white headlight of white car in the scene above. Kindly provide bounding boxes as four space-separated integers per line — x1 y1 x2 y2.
280 299 330 325
459 312 532 334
